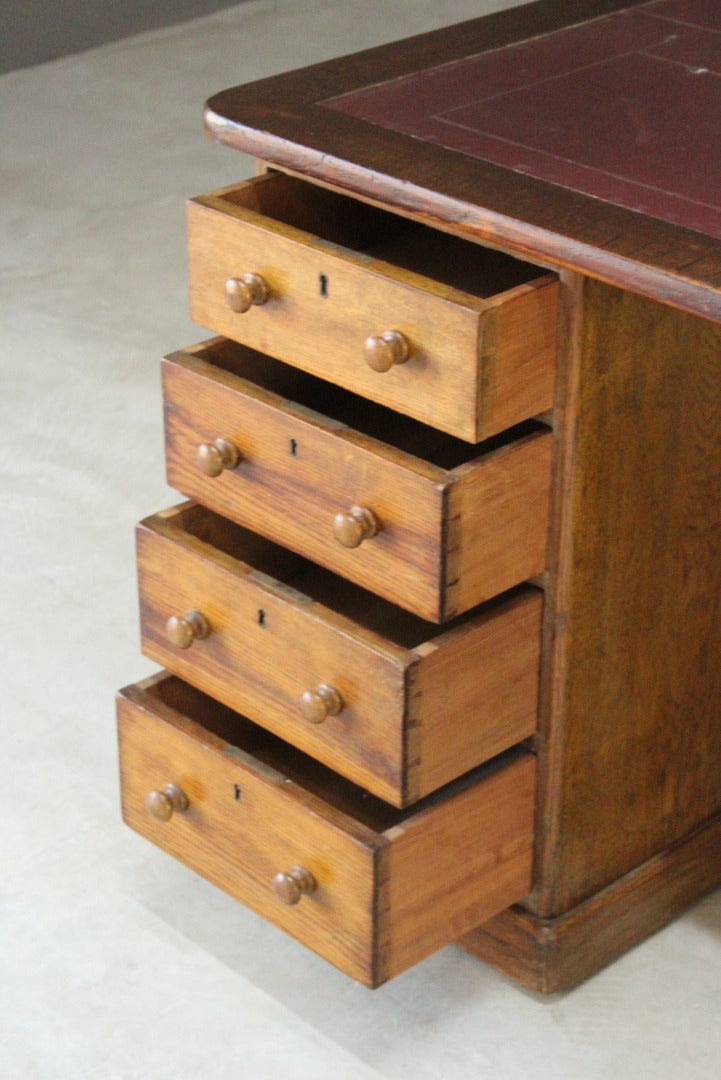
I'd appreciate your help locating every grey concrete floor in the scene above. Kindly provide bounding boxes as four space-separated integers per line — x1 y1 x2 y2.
2 2 720 1077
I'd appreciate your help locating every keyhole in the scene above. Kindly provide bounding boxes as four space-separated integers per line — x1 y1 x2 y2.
234 784 242 801
289 438 298 456
257 609 266 627
319 272 329 298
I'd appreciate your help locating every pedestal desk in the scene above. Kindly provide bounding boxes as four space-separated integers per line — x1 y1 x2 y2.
117 0 721 991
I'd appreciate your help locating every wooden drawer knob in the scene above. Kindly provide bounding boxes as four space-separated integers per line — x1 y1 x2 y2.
272 865 317 905
333 506 378 548
145 782 188 822
364 330 410 372
196 437 240 477
224 272 268 313
165 609 211 649
300 683 344 724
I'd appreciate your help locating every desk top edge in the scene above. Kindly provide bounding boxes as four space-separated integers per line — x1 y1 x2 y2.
203 0 721 322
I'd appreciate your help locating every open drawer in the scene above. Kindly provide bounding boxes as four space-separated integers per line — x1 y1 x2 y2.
163 338 552 622
137 502 543 806
117 672 536 987
187 172 558 441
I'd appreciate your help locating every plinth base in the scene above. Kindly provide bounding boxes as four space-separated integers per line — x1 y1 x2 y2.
461 810 721 993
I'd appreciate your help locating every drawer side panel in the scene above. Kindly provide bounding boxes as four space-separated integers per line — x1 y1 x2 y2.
408 590 542 801
379 753 536 982
479 278 558 438
444 430 552 619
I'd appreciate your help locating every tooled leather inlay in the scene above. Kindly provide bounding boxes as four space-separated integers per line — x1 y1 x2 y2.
324 1 721 239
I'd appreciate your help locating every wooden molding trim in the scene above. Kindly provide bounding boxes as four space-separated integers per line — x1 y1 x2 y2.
459 808 721 994
203 0 721 323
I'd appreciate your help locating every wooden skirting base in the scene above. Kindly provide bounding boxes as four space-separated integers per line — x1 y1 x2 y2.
460 810 721 994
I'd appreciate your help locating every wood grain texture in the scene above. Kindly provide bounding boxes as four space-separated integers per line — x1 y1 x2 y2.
445 430 552 620
379 753 536 982
137 505 408 805
120 2 721 988
406 590 542 803
117 672 536 987
186 173 558 441
202 0 721 322
117 673 380 985
461 806 721 993
535 279 721 916
162 340 552 622
136 502 542 806
478 277 559 437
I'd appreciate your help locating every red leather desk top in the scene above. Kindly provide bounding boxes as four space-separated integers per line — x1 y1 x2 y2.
326 1 721 240
204 0 721 320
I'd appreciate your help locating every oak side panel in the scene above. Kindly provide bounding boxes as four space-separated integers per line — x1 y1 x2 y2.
378 753 536 982
445 430 552 620
407 591 542 803
538 280 721 915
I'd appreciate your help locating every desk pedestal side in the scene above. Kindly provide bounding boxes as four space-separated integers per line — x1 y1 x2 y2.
463 278 721 990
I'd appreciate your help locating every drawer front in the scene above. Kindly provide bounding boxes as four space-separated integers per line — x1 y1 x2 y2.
117 674 379 984
117 673 536 986
162 341 553 622
187 174 558 441
137 503 543 806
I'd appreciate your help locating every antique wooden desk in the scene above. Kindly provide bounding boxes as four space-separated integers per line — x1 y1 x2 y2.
117 0 721 992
